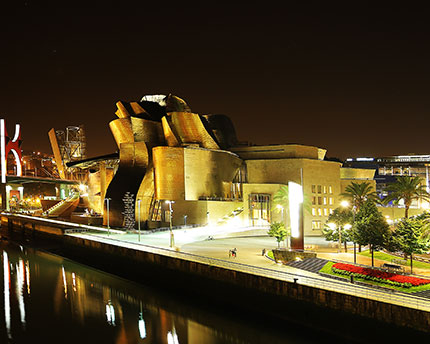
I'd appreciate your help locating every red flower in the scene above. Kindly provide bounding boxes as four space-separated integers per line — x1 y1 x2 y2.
332 263 430 287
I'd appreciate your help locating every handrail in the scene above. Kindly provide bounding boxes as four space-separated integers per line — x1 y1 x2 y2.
71 232 430 312
3 212 430 312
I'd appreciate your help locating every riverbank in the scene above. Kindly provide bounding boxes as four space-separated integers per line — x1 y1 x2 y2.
1 212 430 342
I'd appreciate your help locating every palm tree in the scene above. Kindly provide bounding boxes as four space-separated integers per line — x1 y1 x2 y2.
383 176 430 218
340 181 378 210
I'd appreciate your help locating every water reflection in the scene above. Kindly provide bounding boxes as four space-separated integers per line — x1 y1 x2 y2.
0 241 316 343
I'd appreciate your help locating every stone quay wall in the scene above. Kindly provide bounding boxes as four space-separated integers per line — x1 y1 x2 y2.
1 213 430 339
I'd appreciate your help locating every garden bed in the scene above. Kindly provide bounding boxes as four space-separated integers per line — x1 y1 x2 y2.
320 261 430 293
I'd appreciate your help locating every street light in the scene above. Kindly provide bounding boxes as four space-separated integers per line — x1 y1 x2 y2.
104 198 112 235
165 200 175 247
137 199 141 242
276 204 287 248
339 200 350 254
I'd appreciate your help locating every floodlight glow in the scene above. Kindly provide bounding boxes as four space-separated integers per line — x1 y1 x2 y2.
328 222 336 230
340 200 349 208
138 317 146 339
344 224 352 230
288 181 303 238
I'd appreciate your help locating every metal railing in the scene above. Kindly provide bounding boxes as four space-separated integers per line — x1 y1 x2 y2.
69 232 430 312
4 212 430 312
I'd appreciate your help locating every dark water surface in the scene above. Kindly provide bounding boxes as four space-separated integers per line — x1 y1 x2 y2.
0 240 327 344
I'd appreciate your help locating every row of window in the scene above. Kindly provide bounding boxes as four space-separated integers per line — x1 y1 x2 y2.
312 220 323 230
311 208 333 217
312 196 333 206
311 185 333 194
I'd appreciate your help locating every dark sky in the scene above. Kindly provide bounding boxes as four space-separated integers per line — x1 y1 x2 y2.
2 2 430 159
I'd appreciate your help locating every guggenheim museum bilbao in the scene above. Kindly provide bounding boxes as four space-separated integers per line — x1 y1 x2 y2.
66 93 374 238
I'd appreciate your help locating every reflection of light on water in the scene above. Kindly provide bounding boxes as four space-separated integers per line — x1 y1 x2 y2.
167 327 179 344
3 251 11 339
62 266 68 298
138 312 146 339
72 272 77 292
25 260 30 295
16 258 26 328
106 301 115 326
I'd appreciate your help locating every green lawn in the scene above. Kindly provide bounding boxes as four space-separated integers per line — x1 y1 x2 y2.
358 250 430 270
319 261 430 293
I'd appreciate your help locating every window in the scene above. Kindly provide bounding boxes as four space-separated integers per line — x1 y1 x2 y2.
318 197 322 205
248 194 271 226
323 186 327 194
312 196 316 205
329 197 333 205
317 185 322 193
323 208 328 216
311 185 316 193
312 208 316 216
312 220 322 230
323 197 327 205
318 208 322 216
329 208 333 214
329 186 333 194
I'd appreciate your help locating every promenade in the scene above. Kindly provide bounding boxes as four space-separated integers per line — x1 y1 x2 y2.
65 224 430 312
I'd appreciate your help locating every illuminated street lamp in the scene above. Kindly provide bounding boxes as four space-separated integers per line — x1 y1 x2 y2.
339 200 350 254
104 197 112 235
276 204 287 248
165 200 175 247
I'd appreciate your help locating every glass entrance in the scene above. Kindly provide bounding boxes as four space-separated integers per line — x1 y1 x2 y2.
248 194 271 226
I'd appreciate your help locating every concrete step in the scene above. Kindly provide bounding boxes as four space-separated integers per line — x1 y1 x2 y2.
285 257 328 273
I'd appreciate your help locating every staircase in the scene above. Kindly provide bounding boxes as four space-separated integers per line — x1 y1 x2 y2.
285 257 328 274
43 192 79 217
412 290 430 299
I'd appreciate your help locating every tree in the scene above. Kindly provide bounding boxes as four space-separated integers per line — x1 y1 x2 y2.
340 181 379 210
383 176 430 218
267 222 288 248
323 207 353 252
354 200 390 267
391 217 430 274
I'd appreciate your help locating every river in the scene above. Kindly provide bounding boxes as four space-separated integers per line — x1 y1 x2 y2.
0 239 329 343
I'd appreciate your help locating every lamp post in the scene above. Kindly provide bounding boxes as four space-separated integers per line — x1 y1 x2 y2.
104 197 112 236
276 204 287 248
166 200 175 248
339 200 350 254
137 199 141 242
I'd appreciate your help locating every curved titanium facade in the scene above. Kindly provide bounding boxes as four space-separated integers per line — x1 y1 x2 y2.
103 94 243 229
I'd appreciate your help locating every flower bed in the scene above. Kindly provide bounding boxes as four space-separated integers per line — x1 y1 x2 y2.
332 263 430 288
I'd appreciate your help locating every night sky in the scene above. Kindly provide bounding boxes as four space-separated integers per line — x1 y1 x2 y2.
2 2 430 160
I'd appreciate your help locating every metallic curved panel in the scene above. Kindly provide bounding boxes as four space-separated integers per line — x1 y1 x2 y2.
115 101 131 118
135 164 155 228
165 94 192 113
153 146 242 201
109 118 134 148
129 102 148 116
153 147 185 200
104 142 150 227
131 117 165 145
202 114 238 149
168 112 219 149
183 148 242 200
161 117 180 147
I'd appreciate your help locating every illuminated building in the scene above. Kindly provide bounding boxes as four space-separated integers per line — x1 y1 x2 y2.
64 94 373 243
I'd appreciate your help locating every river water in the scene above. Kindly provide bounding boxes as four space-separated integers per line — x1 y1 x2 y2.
0 240 332 343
